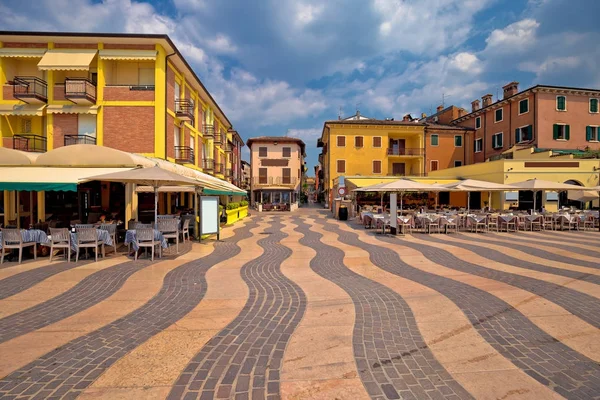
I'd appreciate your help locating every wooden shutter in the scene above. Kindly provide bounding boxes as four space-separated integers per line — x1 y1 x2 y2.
355 136 363 147
515 128 521 143
430 160 438 171
337 136 345 146
498 134 503 147
553 124 559 140
259 168 268 184
591 99 599 113
282 147 291 157
519 100 528 114
586 126 592 141
283 168 291 184
565 125 570 140
373 160 381 174
557 96 566 110
337 160 345 173
259 147 267 157
373 137 381 147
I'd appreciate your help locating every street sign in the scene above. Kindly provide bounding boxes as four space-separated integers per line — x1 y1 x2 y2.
338 187 347 196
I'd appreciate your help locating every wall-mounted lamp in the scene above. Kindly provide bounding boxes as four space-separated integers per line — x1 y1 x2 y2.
507 167 513 172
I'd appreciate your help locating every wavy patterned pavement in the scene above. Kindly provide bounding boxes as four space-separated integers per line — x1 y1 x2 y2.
169 217 306 400
0 219 257 399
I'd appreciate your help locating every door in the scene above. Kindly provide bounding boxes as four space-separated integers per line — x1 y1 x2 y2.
469 191 481 210
392 163 405 176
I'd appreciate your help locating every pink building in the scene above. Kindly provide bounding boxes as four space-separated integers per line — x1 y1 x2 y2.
451 83 600 164
247 136 306 211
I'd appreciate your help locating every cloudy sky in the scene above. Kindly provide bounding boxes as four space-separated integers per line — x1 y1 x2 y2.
1 0 598 172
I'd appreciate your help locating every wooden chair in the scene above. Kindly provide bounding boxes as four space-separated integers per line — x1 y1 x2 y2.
158 218 180 253
425 218 440 234
75 227 104 262
136 228 161 261
567 216 579 231
1 229 37 264
583 215 596 231
487 215 499 232
49 228 71 262
527 216 542 231
516 216 527 231
180 219 190 242
444 217 458 234
99 224 118 254
542 215 555 231
398 217 412 234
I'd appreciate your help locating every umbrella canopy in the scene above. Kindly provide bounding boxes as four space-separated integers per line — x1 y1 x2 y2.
568 190 599 203
85 166 202 224
354 178 443 192
440 179 517 191
510 178 585 191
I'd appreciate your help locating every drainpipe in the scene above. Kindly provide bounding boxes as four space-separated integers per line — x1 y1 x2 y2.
483 112 487 161
463 129 466 165
532 91 537 145
164 52 176 160
509 100 512 147
423 129 427 176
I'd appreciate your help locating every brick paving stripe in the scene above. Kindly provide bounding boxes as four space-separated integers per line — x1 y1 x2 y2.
0 261 79 301
0 220 257 400
293 217 473 400
494 233 600 258
335 219 600 399
170 217 306 400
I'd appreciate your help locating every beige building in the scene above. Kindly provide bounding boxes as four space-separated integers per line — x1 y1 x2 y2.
247 136 305 211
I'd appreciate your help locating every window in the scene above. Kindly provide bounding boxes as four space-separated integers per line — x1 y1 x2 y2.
174 81 180 103
586 126 599 142
79 115 97 137
430 134 439 146
372 136 382 147
20 118 32 133
494 108 503 122
474 138 483 153
454 160 463 167
139 68 154 85
430 160 439 171
259 168 268 184
282 168 291 184
519 99 529 114
492 132 503 149
515 125 532 143
258 146 267 157
454 135 462 147
590 98 599 113
355 136 364 148
337 159 346 173
553 124 570 140
337 136 346 147
282 147 291 157
372 160 382 174
475 117 481 129
556 96 566 111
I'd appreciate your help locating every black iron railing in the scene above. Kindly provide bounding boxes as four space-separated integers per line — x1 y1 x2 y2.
202 125 214 138
175 146 194 164
175 99 194 123
202 158 214 171
214 132 223 144
65 77 97 103
12 76 48 103
13 134 47 152
387 147 424 156
214 163 224 174
64 135 97 146
253 177 297 186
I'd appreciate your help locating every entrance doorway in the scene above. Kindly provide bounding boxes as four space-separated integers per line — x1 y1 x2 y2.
392 163 406 176
469 191 481 210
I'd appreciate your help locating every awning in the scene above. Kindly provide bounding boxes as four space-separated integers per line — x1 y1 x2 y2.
46 105 99 115
0 104 46 116
203 188 247 196
0 167 133 191
37 50 97 71
99 49 157 61
137 186 196 193
0 48 46 58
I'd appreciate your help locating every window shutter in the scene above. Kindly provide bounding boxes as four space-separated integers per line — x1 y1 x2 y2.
498 134 503 147
373 137 381 147
515 128 521 143
586 126 592 141
557 96 566 110
591 99 599 113
337 160 345 173
565 125 570 140
553 124 559 140
337 136 345 146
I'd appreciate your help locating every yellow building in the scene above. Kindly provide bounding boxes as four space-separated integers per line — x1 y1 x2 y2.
318 114 425 205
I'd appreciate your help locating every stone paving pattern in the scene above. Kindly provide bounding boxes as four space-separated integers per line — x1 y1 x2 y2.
0 208 598 400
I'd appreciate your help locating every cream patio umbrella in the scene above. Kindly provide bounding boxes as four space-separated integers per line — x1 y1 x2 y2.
567 190 599 203
354 179 443 213
440 179 517 212
510 178 587 212
84 166 202 225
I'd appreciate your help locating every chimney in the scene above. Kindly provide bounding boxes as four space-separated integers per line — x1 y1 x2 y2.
502 81 519 99
471 99 480 112
402 114 412 122
436 105 444 113
421 113 427 119
457 108 466 118
356 110 360 119
482 94 493 107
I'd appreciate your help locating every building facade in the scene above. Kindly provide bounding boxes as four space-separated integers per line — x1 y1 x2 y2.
240 160 251 191
451 82 600 164
318 114 470 205
0 31 244 182
247 136 305 211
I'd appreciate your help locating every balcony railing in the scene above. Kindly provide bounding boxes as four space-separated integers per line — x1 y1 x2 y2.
225 168 233 177
64 134 97 146
214 133 223 144
202 159 214 171
175 99 194 123
175 146 194 164
202 125 214 138
65 77 96 104
387 147 424 156
253 177 298 186
12 76 48 103
223 142 233 152
387 172 425 177
13 134 47 153
214 163 224 175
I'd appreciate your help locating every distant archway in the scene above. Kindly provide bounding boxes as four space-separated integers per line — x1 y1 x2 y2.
559 179 584 209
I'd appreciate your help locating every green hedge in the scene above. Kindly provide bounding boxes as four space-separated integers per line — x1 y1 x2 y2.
240 200 248 207
226 202 240 210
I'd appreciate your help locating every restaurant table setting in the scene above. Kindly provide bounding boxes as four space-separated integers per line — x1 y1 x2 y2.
125 229 168 252
0 229 48 249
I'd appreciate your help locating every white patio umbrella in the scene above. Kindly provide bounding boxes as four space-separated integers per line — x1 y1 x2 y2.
440 179 517 212
354 179 443 213
510 178 587 211
84 166 202 225
568 190 599 203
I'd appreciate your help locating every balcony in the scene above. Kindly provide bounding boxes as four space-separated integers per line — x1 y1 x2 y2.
214 163 224 175
223 142 233 152
64 135 97 146
202 158 214 171
225 168 233 177
175 99 194 124
175 146 194 164
253 177 298 187
202 125 214 138
13 134 47 153
214 133 223 145
387 147 424 157
65 78 96 104
387 172 425 177
12 77 48 104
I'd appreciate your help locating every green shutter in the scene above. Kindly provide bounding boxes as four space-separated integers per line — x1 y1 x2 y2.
431 135 438 146
591 99 599 113
565 125 570 140
553 124 559 140
515 128 521 143
586 126 592 141
557 96 566 110
520 100 528 114
498 134 503 147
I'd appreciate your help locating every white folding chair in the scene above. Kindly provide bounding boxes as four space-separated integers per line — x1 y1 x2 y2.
49 228 71 262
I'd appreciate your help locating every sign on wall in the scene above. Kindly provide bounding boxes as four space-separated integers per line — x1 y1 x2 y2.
200 196 220 241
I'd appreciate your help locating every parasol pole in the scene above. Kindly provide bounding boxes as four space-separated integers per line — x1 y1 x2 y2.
467 191 470 213
488 191 492 211
154 186 158 228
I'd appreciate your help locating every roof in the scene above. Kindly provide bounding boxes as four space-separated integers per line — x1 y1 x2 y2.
324 119 426 126
452 84 600 123
246 136 306 153
0 31 233 129
425 123 474 131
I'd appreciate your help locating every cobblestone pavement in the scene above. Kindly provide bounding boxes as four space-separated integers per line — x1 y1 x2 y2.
0 208 598 399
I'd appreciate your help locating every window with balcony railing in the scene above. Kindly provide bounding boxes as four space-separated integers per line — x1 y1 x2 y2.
175 146 194 164
65 77 96 104
13 134 47 153
175 99 194 124
64 135 97 146
202 159 214 170
386 148 424 156
12 76 48 103
202 125 214 138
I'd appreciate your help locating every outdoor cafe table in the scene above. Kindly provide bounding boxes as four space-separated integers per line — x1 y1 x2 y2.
415 214 458 234
467 214 487 233
499 215 517 231
554 214 578 230
69 230 113 252
124 229 168 252
0 229 48 249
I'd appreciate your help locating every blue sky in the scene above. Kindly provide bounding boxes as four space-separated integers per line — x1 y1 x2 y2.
1 0 599 174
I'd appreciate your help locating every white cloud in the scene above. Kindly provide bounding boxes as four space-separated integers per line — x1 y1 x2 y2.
204 34 238 54
449 52 482 74
286 128 322 141
295 3 323 27
485 19 540 52
520 56 582 75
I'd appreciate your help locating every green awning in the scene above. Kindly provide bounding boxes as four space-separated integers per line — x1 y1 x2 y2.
203 188 247 196
0 182 77 191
